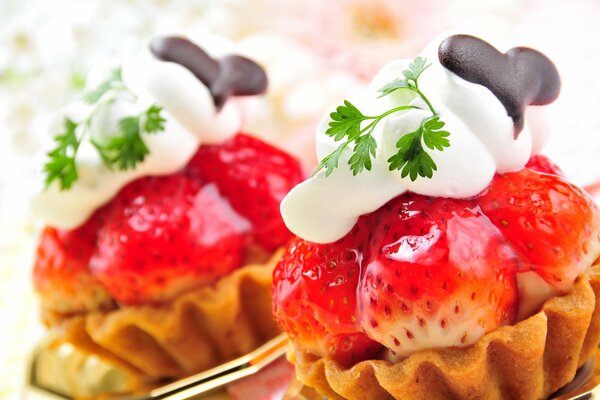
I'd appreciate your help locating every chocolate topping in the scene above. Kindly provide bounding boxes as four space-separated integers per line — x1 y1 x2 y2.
150 36 268 109
438 34 560 138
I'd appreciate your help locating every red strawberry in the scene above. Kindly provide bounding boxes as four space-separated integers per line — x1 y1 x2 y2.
272 229 382 365
90 173 249 305
525 155 563 176
33 210 114 314
273 157 600 363
358 194 518 357
186 133 304 251
479 168 600 291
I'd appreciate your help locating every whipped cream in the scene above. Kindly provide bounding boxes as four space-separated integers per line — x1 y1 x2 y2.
32 39 241 229
281 36 541 244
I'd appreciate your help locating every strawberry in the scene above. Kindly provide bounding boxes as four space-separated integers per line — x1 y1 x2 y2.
273 156 600 362
525 154 563 176
186 133 304 251
479 168 600 291
90 173 249 305
358 194 518 357
272 230 382 365
33 210 114 314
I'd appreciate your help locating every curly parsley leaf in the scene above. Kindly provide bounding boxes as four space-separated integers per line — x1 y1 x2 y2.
93 106 168 171
316 57 448 180
83 68 122 104
377 78 410 98
144 105 166 133
402 56 431 82
387 116 450 181
46 80 167 190
44 118 80 190
421 116 450 151
93 105 167 171
315 100 381 177
349 134 377 175
326 100 366 141
319 145 347 177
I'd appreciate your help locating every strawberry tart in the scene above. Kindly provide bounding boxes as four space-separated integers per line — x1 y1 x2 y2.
273 34 600 399
31 36 304 390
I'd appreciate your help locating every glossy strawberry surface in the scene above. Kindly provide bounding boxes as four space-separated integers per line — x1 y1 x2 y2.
479 168 600 290
272 159 600 363
90 173 249 305
525 154 563 176
187 133 304 251
359 194 518 357
273 229 382 365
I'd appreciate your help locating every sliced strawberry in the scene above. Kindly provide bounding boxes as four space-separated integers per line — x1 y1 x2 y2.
272 230 382 365
480 168 600 290
186 133 304 251
358 194 518 357
525 154 563 176
33 210 114 314
90 173 249 305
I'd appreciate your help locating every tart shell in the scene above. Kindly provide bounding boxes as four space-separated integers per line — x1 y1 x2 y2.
42 251 283 383
291 266 600 400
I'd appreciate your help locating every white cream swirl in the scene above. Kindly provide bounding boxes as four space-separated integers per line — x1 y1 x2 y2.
32 40 241 230
281 37 543 244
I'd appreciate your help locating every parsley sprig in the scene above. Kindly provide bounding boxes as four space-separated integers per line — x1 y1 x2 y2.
316 57 451 181
388 116 450 180
82 68 123 104
44 118 80 189
44 68 167 190
92 104 166 171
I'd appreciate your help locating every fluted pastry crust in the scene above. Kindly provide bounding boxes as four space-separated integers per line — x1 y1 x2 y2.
292 266 600 400
43 251 282 383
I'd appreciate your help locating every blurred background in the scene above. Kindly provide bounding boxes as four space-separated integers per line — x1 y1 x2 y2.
1 0 599 397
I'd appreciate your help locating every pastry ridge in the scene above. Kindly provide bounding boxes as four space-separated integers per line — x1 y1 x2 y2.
44 250 282 383
293 267 600 400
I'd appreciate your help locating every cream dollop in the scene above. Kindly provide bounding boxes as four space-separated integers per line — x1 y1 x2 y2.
32 39 241 229
281 36 542 244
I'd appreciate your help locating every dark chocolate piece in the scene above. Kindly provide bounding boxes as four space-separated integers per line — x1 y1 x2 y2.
438 34 560 138
150 36 268 109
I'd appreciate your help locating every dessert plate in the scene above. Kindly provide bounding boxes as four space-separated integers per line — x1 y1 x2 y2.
26 334 600 400
26 333 288 400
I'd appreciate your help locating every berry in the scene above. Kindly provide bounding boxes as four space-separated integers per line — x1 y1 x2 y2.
90 173 249 305
273 157 600 363
187 133 304 251
33 210 113 314
525 155 563 176
358 195 518 357
479 168 600 290
273 230 382 365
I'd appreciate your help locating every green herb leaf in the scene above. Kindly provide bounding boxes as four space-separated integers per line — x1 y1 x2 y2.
388 116 450 181
95 116 146 170
93 106 167 171
349 134 377 175
315 56 450 181
317 145 347 177
388 130 420 173
421 116 450 151
45 66 168 190
83 68 122 104
402 56 431 82
326 100 366 142
377 78 409 98
318 99 378 177
144 105 166 133
44 118 80 190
